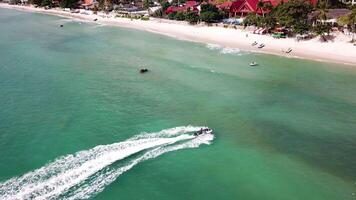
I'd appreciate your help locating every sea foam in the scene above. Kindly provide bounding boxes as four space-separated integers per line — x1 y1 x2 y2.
206 43 244 55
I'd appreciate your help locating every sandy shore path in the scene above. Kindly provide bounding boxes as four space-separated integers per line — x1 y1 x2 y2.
1 3 356 66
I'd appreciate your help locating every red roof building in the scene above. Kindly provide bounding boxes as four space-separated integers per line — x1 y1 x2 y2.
229 0 262 17
216 1 233 10
216 0 318 17
165 0 318 17
166 1 199 14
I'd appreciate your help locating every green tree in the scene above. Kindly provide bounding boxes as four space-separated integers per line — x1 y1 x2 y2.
313 0 331 40
200 11 218 23
31 0 42 6
257 1 273 18
263 2 273 12
9 0 20 4
161 1 171 12
103 0 113 12
41 0 53 7
257 0 265 17
294 22 311 34
313 23 331 41
175 11 186 20
243 13 260 26
98 0 104 9
317 0 329 22
263 13 276 28
199 4 222 23
273 0 313 33
143 0 152 9
168 12 177 20
60 0 79 8
185 11 199 24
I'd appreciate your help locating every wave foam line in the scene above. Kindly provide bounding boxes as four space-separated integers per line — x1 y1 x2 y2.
0 126 210 200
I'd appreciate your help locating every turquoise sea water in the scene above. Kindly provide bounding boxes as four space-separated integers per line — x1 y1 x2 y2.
1 8 356 200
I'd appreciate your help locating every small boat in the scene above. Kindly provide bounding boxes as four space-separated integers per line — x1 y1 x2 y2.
94 18 98 21
59 24 64 27
139 68 149 73
258 44 265 49
251 41 258 46
194 128 213 136
249 62 258 66
285 48 292 53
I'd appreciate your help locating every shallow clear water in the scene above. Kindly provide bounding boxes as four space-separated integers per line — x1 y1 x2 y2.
0 8 356 200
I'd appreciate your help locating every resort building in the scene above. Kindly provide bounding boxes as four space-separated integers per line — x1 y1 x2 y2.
310 8 351 24
167 0 319 17
82 0 98 8
221 0 318 17
165 1 200 14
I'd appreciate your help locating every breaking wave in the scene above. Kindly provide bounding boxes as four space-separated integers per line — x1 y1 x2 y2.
0 126 213 200
206 43 245 55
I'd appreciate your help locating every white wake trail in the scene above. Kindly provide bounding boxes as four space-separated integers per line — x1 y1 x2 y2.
0 126 212 200
66 133 214 200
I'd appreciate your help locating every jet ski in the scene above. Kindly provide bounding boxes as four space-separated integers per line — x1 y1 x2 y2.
194 128 213 136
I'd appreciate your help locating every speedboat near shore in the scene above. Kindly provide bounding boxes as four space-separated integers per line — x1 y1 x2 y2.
194 128 213 136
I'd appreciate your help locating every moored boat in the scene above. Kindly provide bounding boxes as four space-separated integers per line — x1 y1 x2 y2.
249 62 258 66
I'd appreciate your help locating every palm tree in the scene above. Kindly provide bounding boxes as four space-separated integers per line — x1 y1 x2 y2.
257 0 265 17
104 0 112 12
263 2 273 12
314 0 330 41
338 7 356 42
349 8 356 42
317 0 329 23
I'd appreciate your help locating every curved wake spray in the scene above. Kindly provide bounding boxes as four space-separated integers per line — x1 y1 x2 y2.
0 126 214 200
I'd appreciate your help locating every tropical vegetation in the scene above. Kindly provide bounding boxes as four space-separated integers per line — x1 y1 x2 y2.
338 6 356 42
163 3 224 24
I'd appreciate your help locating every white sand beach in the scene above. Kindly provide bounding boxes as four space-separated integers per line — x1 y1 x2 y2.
1 3 356 66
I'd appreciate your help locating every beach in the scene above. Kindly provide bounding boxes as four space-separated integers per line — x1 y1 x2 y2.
1 3 355 66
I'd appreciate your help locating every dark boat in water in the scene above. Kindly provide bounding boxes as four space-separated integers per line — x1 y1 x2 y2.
194 128 213 136
140 68 149 73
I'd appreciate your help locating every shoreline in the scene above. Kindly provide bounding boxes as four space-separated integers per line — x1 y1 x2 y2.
1 3 356 66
